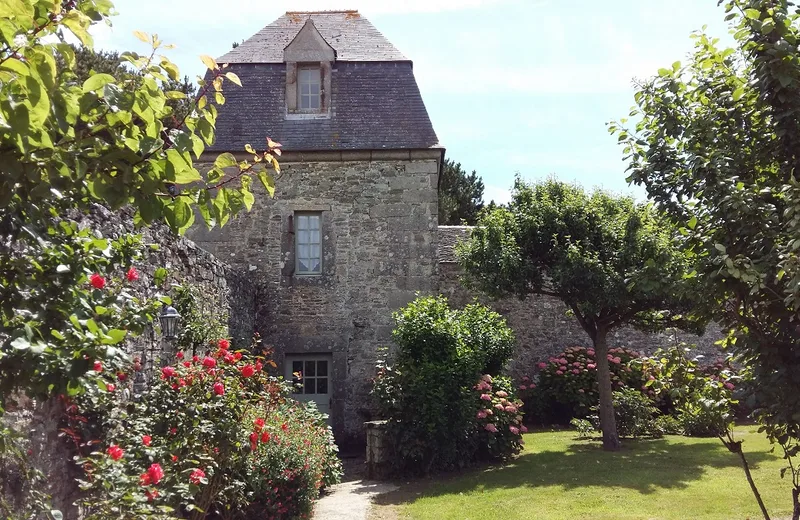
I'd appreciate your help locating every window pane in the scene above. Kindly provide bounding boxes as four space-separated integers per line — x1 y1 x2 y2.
297 215 308 230
309 96 320 109
301 84 310 95
305 361 316 377
310 230 320 244
310 84 320 95
304 378 316 394
317 377 328 394
292 361 303 374
311 259 321 273
309 215 320 230
310 245 320 261
317 361 328 376
298 230 309 245
298 259 309 272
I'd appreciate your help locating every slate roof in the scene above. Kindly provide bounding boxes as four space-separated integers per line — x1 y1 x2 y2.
218 11 407 64
438 226 473 263
208 11 440 153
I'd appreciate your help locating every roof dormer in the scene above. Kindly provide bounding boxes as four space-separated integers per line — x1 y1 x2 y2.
284 19 334 118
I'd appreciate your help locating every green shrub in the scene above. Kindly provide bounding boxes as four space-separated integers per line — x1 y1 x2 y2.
676 379 737 438
653 415 683 435
373 296 521 475
570 418 595 438
67 338 341 519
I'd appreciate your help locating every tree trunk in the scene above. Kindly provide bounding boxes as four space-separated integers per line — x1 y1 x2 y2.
594 329 621 451
793 486 800 520
724 438 770 520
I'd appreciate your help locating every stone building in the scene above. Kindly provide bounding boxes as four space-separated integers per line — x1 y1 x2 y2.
189 10 721 445
188 10 443 445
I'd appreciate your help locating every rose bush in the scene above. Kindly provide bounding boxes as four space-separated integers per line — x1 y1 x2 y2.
66 337 341 519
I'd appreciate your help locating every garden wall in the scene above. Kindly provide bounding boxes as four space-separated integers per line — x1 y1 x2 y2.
2 204 258 519
437 226 726 380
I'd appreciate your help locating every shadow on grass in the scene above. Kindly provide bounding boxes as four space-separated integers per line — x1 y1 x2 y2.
374 435 773 507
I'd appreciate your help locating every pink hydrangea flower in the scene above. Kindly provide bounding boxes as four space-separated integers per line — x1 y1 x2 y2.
480 394 492 401
505 405 517 413
509 426 520 435
572 369 580 374
494 403 505 411
481 374 493 383
521 425 528 433
519 385 527 390
556 370 564 375
538 362 548 369
496 390 508 398
725 382 735 390
587 349 595 356
578 389 585 393
587 364 596 369
612 357 621 364
573 361 582 367
484 423 498 433
476 410 488 419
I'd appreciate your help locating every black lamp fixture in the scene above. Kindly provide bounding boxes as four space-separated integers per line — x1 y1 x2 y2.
158 305 181 339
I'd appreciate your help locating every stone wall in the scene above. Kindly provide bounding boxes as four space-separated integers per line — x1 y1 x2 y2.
437 226 725 380
187 154 441 446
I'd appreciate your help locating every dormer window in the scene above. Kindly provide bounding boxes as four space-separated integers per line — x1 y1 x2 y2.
298 67 321 111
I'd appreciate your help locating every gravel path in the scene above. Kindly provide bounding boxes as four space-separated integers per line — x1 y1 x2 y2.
314 480 398 520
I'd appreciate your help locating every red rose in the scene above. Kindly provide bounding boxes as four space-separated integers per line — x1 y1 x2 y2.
281 423 288 432
202 357 216 368
142 435 151 447
234 352 242 360
89 273 106 289
93 361 103 373
116 371 127 381
147 463 164 485
179 378 187 387
145 489 158 502
139 473 151 486
255 361 263 372
241 364 255 378
106 383 116 392
213 382 224 395
189 468 205 485
106 444 124 461
176 352 184 360
223 354 234 364
218 339 230 350
192 355 199 363
161 366 176 378
249 432 258 450
261 431 271 443
254 418 265 431
169 427 177 436
183 361 191 368
171 454 178 462
126 267 139 282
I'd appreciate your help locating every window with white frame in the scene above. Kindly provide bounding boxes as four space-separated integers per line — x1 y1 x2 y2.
298 67 321 111
295 213 322 275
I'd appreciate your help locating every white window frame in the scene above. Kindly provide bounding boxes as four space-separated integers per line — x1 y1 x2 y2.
297 66 321 112
295 212 322 275
288 356 330 397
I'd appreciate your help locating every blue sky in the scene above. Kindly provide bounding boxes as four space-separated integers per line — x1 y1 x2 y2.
93 0 733 204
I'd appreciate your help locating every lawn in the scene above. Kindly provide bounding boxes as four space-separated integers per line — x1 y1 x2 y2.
377 427 794 520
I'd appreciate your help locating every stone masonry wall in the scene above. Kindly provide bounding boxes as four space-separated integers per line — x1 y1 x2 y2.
188 156 440 446
437 226 725 381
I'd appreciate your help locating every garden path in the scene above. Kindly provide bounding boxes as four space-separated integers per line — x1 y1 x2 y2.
314 480 398 520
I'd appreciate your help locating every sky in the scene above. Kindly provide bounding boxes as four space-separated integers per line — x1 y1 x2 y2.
91 0 734 204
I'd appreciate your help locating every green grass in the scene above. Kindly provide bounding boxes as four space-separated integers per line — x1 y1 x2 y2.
391 427 794 520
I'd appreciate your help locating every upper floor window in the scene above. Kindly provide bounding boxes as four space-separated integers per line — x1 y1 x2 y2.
296 213 322 275
298 67 321 111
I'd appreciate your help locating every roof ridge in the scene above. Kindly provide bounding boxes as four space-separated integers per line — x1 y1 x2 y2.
285 10 359 15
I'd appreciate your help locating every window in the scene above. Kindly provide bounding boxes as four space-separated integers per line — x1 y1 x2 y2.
295 213 322 275
290 359 329 396
298 67 321 111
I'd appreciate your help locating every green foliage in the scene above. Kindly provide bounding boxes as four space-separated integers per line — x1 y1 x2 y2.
70 341 340 519
570 418 595 439
438 158 485 225
676 379 737 438
590 388 661 439
373 296 521 474
172 284 228 356
611 0 800 503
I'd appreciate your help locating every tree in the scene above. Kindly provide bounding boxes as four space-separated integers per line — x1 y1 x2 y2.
439 158 484 225
457 178 701 450
611 0 800 515
0 0 279 403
